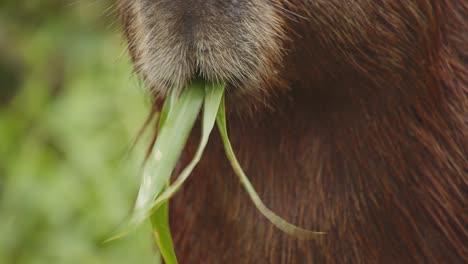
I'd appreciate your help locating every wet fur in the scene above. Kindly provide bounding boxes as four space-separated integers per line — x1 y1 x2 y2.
119 0 467 263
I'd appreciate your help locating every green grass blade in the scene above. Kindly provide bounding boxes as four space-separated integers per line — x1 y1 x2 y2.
132 84 204 226
152 83 225 208
149 83 224 264
104 91 180 243
135 84 205 264
150 94 177 264
158 88 177 129
216 98 325 239
150 198 177 264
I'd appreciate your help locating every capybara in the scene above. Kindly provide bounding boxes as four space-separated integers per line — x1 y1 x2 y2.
118 1 467 263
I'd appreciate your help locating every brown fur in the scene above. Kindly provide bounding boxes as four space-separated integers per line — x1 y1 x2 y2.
119 0 467 263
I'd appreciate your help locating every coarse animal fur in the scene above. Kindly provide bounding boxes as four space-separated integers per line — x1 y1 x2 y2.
118 0 467 263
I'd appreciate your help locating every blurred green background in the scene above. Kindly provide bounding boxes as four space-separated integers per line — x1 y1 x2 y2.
0 1 158 263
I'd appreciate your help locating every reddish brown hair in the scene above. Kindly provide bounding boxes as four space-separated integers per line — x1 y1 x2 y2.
119 1 467 262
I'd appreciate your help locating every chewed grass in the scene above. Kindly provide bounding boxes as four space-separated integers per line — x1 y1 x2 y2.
113 80 323 264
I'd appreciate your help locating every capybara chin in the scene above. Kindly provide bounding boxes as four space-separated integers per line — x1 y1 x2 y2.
118 0 467 263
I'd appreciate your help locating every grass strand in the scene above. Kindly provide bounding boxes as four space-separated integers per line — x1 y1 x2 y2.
216 97 325 239
152 82 225 209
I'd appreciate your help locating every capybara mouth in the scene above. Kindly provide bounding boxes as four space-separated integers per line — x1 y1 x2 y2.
118 0 287 97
